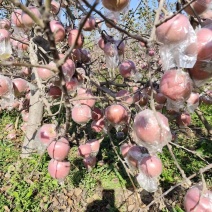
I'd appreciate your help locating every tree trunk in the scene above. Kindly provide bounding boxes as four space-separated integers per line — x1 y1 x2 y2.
21 88 43 158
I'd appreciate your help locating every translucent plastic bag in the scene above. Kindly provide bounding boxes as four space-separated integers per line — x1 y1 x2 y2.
104 42 119 70
136 172 158 193
159 24 197 70
0 29 12 60
133 109 172 153
0 75 15 109
160 69 193 102
186 92 200 113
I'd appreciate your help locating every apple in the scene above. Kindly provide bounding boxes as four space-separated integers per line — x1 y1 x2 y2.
47 137 70 161
71 104 91 124
119 60 136 78
68 29 84 49
102 0 129 12
12 78 28 97
11 9 23 27
21 6 41 28
160 69 192 101
50 20 65 43
105 104 129 125
37 124 57 145
139 155 163 177
80 16 96 31
184 184 212 212
133 109 171 148
156 14 190 44
48 159 71 180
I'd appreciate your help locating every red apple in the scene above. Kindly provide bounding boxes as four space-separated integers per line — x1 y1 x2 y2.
78 143 92 157
21 6 41 28
48 159 71 180
68 29 84 49
11 9 23 27
105 104 128 125
47 137 70 161
119 60 136 78
133 109 171 148
12 78 28 97
92 107 103 121
38 124 57 145
50 20 65 43
184 184 212 212
160 69 192 101
80 16 96 31
156 14 190 44
139 155 163 177
71 104 91 124
91 118 105 133
102 0 129 11
0 76 10 96
176 113 191 126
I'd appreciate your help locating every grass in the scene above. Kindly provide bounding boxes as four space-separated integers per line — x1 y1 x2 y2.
0 102 211 211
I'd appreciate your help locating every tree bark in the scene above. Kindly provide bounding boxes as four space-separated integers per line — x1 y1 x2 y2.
21 88 43 158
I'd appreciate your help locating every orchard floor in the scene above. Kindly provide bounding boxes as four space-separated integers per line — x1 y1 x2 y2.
0 105 211 212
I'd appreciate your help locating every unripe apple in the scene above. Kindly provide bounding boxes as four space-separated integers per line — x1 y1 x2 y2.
47 137 70 161
160 69 192 101
71 104 91 124
38 124 57 145
21 6 41 28
156 14 190 44
139 155 163 177
48 159 71 180
102 0 129 12
184 184 212 212
50 20 65 43
105 104 128 125
68 29 84 49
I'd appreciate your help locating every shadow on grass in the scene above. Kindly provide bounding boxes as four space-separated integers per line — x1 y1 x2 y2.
86 189 119 212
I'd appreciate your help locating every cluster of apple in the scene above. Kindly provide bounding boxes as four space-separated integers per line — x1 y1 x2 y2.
35 124 71 181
